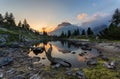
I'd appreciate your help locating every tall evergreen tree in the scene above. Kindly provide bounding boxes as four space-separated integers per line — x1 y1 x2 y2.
4 12 9 23
8 13 16 25
72 28 80 36
67 30 71 37
76 28 80 35
112 8 120 25
60 31 66 38
0 14 3 24
87 27 94 35
82 29 85 35
22 19 30 29
4 12 16 25
42 27 47 36
18 21 22 27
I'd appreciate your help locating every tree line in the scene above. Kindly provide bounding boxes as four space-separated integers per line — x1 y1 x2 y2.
98 8 120 40
60 27 94 38
0 12 40 35
0 12 41 41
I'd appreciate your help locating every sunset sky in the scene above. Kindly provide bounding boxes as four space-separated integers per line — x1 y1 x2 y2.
0 0 120 32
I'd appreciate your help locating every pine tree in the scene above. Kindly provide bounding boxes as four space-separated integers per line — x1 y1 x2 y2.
99 8 120 40
67 30 71 37
42 27 47 36
18 21 22 27
0 14 3 24
60 31 65 38
112 8 120 25
76 28 80 35
8 13 16 25
87 27 94 36
82 29 85 35
23 19 30 29
4 12 9 23
4 12 16 25
73 29 77 36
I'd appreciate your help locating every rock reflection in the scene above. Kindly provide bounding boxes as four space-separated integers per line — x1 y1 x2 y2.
44 44 71 68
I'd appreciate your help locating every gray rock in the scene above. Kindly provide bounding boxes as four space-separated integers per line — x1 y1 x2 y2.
0 72 3 78
32 57 40 62
6 68 16 75
13 75 25 79
8 42 20 48
101 56 109 61
76 71 86 79
52 63 61 68
0 50 7 57
103 61 117 69
0 57 13 66
71 51 76 54
0 42 7 47
66 70 72 76
30 74 41 79
87 58 98 65
0 37 6 43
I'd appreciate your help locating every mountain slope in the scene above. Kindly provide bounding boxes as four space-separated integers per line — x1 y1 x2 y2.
49 22 82 36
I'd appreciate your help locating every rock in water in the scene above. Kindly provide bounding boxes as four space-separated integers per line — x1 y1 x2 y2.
32 47 45 55
0 57 13 66
32 57 40 62
52 63 61 68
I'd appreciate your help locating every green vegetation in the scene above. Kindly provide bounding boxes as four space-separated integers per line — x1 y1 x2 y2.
99 8 120 40
0 12 41 42
83 59 120 79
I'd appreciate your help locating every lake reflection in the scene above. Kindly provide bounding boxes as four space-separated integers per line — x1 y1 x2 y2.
28 41 99 68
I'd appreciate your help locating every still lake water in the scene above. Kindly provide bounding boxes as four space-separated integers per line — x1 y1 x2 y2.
28 41 99 68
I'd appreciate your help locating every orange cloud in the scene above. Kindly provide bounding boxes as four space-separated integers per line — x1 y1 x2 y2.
77 13 88 20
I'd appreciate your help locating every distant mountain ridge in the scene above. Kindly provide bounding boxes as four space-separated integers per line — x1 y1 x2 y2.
49 13 111 36
49 22 109 36
49 22 82 36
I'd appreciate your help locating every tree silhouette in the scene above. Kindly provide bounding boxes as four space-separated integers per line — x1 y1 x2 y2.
87 27 94 36
67 30 71 37
82 29 85 35
18 21 22 27
0 14 3 24
112 8 120 25
99 8 120 40
8 13 16 25
42 27 47 36
4 12 16 26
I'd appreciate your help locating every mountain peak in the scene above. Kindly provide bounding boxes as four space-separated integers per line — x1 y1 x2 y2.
58 22 72 27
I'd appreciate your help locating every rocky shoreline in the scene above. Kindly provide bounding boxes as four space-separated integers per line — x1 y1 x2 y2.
0 41 120 79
